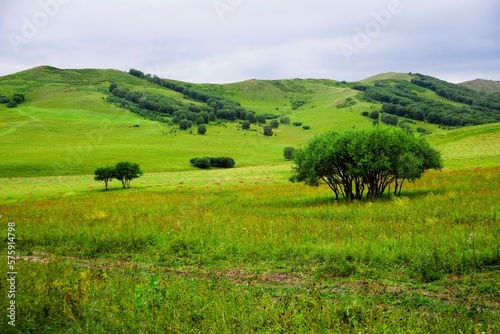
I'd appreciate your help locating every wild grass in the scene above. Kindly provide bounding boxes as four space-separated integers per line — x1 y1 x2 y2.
1 167 499 332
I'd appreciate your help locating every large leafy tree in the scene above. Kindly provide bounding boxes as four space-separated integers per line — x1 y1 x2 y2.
290 127 442 200
94 166 115 190
114 162 143 188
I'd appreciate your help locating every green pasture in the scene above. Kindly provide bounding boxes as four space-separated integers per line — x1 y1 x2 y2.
1 167 499 332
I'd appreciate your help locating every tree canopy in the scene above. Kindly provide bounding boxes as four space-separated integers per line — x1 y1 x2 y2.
114 161 143 188
290 127 442 201
94 166 115 190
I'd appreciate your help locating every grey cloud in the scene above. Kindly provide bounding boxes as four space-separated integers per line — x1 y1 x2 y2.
0 0 498 83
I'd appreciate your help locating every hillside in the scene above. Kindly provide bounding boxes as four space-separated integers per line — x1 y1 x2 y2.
0 66 498 178
459 79 500 94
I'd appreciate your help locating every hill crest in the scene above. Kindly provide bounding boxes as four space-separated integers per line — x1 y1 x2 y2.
459 79 500 94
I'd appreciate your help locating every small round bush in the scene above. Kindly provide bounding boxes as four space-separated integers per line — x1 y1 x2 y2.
242 120 251 130
198 124 207 135
283 147 295 160
209 157 235 168
280 116 290 125
193 158 211 169
263 126 273 137
7 101 17 108
369 111 380 120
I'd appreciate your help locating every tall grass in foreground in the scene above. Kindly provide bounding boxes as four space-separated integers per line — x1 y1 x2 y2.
1 167 499 332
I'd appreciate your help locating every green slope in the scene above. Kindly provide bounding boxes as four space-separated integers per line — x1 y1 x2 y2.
0 66 498 178
361 72 413 83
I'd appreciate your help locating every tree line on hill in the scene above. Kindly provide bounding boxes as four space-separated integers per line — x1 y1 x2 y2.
353 77 500 127
127 68 266 125
107 82 280 130
411 74 500 111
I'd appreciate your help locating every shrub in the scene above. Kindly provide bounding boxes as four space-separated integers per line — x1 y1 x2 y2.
292 122 303 127
280 116 290 125
209 157 235 168
417 127 429 134
0 96 10 103
256 114 267 124
179 119 192 130
12 93 25 104
263 126 273 137
193 158 211 169
369 111 380 119
381 114 398 126
283 147 295 160
197 124 207 135
399 122 413 135
190 157 235 169
270 119 279 129
242 120 251 130
246 112 256 123
7 101 17 108
109 82 118 92
291 100 307 110
196 117 205 125
302 125 311 130
361 111 370 117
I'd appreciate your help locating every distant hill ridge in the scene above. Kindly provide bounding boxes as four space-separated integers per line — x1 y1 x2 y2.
459 79 500 94
1 66 499 128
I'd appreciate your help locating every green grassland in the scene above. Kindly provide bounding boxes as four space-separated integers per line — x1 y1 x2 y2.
0 67 499 332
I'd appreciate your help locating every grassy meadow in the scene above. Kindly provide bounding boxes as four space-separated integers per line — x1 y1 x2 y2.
0 67 499 332
1 166 499 332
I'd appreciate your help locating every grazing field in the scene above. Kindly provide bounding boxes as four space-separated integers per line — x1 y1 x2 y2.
1 165 499 332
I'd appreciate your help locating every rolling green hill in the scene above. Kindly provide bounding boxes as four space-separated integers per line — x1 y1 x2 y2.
0 66 498 178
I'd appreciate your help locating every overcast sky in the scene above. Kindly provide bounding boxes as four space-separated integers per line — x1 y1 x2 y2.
0 0 498 83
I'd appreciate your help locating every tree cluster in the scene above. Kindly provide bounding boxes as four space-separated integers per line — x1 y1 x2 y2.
190 157 236 169
411 73 500 111
127 69 258 124
94 161 143 190
355 80 500 126
108 84 209 127
0 93 25 108
290 127 442 201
